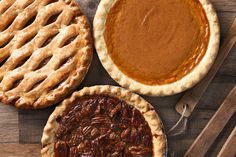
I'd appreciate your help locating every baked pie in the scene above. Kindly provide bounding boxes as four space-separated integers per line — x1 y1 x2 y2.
94 0 220 96
41 85 166 157
0 0 93 108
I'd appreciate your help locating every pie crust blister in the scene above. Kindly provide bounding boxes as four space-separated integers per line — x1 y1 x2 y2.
0 0 93 108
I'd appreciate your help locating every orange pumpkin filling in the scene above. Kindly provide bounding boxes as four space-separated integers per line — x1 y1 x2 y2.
104 0 210 85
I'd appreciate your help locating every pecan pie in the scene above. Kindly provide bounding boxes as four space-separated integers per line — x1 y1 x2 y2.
0 0 93 108
94 0 220 96
41 85 166 157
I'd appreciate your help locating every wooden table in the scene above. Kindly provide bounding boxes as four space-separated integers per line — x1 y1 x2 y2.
0 0 235 156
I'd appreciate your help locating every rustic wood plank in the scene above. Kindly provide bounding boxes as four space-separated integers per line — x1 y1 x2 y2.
197 75 236 110
78 0 100 23
0 105 19 143
217 127 236 157
211 0 236 12
0 144 41 157
168 110 236 156
184 86 236 157
18 107 55 143
218 12 236 38
218 45 236 76
200 113 236 157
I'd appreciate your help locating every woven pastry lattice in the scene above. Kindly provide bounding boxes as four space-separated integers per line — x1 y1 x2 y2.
0 0 92 108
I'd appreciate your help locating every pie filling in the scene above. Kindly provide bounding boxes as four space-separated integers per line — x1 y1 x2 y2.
104 0 210 85
54 95 153 157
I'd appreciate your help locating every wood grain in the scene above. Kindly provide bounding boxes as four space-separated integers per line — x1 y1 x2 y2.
211 0 236 12
0 106 19 143
0 144 41 157
217 127 236 157
18 108 54 144
184 86 236 157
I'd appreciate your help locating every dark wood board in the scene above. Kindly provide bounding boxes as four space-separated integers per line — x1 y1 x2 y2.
0 0 235 156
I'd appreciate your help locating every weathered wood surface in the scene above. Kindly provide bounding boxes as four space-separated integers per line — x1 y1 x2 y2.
0 0 235 157
184 86 236 157
217 127 236 157
0 144 41 157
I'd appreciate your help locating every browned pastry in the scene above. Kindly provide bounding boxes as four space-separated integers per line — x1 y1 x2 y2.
41 86 166 157
0 0 93 108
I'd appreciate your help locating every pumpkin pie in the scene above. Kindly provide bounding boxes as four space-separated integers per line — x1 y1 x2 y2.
0 0 93 108
94 0 220 96
41 85 166 157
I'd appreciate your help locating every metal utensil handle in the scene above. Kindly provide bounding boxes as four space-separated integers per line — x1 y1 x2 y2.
176 18 236 117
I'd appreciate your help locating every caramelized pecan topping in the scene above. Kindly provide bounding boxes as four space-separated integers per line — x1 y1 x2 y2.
54 95 153 157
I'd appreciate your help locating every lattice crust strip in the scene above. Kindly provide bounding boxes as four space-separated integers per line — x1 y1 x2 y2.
0 0 93 108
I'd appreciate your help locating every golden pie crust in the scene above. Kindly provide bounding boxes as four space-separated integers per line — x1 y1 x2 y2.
0 0 93 108
93 0 220 96
41 85 166 157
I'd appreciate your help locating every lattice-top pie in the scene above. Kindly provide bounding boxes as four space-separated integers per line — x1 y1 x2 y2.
0 0 93 108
